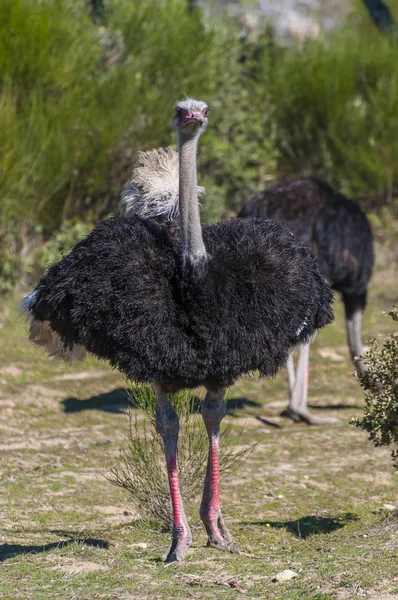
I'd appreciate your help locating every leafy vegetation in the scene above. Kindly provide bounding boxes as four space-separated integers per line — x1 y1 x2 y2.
259 29 398 198
23 219 96 285
353 307 398 466
1 0 398 291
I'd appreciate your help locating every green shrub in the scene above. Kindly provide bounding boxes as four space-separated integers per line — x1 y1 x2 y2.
353 308 398 466
253 25 398 198
0 231 22 295
2 0 398 292
2 0 270 287
0 0 105 231
22 219 96 284
368 208 398 268
199 83 279 221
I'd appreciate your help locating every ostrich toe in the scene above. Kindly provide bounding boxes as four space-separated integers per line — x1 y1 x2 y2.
207 537 240 554
281 407 340 425
161 526 192 563
201 507 240 554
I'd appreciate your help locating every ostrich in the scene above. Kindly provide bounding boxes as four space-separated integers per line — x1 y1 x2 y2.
23 99 333 562
239 178 374 425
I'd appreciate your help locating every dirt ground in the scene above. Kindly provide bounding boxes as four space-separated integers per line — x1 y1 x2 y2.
0 269 397 600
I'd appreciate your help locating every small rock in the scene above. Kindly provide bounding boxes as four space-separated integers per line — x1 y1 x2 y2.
382 503 397 512
129 543 148 550
78 443 89 451
272 569 299 583
96 437 111 446
373 503 398 514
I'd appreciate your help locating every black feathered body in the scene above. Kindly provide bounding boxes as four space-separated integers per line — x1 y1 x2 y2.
28 215 333 389
239 178 374 316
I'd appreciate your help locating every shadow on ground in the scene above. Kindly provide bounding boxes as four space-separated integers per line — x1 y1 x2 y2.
0 538 109 562
61 390 260 415
226 397 261 413
308 403 360 411
243 513 359 539
62 388 130 413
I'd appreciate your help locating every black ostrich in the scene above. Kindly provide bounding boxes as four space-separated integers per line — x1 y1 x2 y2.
239 178 374 425
23 100 333 562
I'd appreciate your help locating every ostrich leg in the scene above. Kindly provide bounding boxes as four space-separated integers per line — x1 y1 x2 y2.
283 342 339 425
343 293 383 391
343 293 366 376
200 387 239 554
287 353 296 397
281 353 302 422
282 341 311 422
153 383 192 562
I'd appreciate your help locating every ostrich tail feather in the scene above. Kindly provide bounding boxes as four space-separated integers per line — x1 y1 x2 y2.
20 292 86 363
120 146 204 220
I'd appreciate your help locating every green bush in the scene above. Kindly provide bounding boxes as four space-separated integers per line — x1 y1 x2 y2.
1 0 271 285
199 83 279 221
353 308 398 466
0 0 105 231
252 24 398 198
2 0 398 291
22 219 96 284
1 0 215 227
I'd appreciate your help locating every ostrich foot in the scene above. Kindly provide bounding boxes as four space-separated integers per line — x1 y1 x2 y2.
201 507 240 554
161 525 192 563
207 535 240 554
280 407 340 425
280 407 302 422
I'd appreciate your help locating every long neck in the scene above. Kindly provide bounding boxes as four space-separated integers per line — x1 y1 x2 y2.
177 132 207 265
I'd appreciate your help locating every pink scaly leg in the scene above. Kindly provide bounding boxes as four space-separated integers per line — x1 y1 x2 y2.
199 387 239 554
153 383 192 562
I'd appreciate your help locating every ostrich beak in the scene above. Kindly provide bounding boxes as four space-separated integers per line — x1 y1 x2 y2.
182 112 206 124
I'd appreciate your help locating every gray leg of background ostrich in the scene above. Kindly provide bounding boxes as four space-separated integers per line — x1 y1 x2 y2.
286 353 296 405
281 353 302 422
200 387 239 554
345 306 384 392
283 341 310 422
343 293 368 377
153 383 192 562
345 307 365 375
283 342 339 425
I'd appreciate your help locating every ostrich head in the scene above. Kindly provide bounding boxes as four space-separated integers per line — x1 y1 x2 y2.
173 98 209 136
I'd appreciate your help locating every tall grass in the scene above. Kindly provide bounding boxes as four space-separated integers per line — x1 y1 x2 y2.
251 20 398 197
0 0 240 235
0 0 104 230
1 0 398 290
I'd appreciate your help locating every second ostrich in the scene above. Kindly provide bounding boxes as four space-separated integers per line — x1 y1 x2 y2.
239 178 374 424
23 100 333 562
